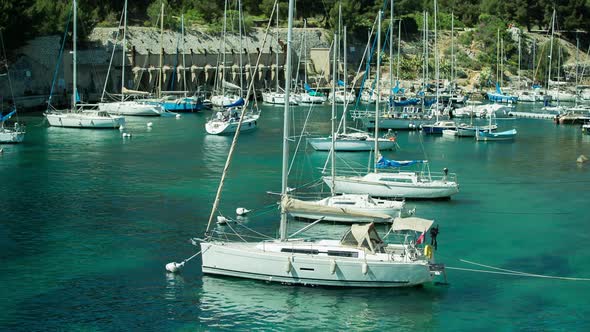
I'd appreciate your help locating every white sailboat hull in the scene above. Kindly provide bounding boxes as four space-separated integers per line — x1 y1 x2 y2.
262 92 298 105
307 137 397 151
210 95 242 108
296 93 327 104
45 112 125 129
0 128 25 143
98 101 163 116
361 117 433 130
201 241 435 287
323 173 459 199
205 115 259 135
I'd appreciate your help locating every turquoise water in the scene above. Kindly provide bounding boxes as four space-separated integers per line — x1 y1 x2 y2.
1 104 590 331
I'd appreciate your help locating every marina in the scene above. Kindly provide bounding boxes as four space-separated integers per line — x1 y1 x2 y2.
3 0 590 330
1 101 590 330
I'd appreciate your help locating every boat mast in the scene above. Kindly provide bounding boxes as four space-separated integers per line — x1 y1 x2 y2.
343 25 347 134
451 12 455 97
121 0 127 101
518 30 521 89
303 19 307 84
389 0 393 104
547 9 555 92
238 0 244 97
181 14 187 98
279 0 295 241
221 0 228 97
72 0 77 109
330 30 338 196
396 19 401 84
275 3 279 93
434 0 439 118
496 29 499 88
501 38 504 87
374 10 382 171
158 2 164 99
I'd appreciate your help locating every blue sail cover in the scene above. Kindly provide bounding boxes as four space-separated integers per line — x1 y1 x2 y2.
223 97 245 108
377 157 425 169
495 82 503 94
338 80 345 87
0 109 16 122
304 83 315 93
394 98 420 106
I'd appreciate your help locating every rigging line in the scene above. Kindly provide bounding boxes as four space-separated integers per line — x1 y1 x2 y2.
205 0 279 234
220 217 247 242
47 5 73 109
232 219 274 240
100 5 125 101
0 32 17 122
458 259 590 281
461 180 590 185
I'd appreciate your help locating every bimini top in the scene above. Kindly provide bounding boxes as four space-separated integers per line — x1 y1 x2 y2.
340 223 384 253
377 157 426 169
391 217 434 233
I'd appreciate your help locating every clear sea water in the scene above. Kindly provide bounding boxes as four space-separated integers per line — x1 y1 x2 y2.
1 103 590 331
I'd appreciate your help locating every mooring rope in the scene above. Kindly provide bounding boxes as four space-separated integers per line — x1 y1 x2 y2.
446 259 590 281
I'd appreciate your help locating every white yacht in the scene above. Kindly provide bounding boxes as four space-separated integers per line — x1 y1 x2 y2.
205 107 259 135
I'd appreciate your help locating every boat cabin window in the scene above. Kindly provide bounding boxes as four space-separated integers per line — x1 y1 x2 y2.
327 250 358 258
380 177 414 183
333 202 356 205
280 248 319 255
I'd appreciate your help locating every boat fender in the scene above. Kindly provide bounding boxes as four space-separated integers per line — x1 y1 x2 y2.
424 245 434 260
330 259 337 274
285 257 293 273
362 262 368 275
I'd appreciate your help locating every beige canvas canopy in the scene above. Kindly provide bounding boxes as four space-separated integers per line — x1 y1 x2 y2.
339 223 384 253
391 217 434 232
121 87 150 96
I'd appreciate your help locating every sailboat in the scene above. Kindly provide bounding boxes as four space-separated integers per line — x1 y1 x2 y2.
193 5 445 287
0 33 25 143
475 113 516 141
307 22 397 152
295 20 328 105
285 21 411 223
98 0 164 116
209 0 244 108
486 30 518 104
261 3 298 106
45 0 125 129
325 3 459 200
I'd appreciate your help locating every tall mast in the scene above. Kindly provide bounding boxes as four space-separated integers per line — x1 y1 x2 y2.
121 0 127 101
434 0 439 115
501 38 504 87
303 19 308 84
547 9 555 91
181 14 187 97
422 11 426 111
396 19 401 84
221 0 228 97
374 10 382 170
158 2 164 99
389 0 393 102
279 0 295 241
496 29 499 86
330 31 338 195
72 0 77 109
275 2 279 93
343 25 347 134
238 0 244 97
451 12 455 96
518 31 521 89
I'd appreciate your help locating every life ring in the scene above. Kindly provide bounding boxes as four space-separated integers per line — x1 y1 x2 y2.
424 245 433 260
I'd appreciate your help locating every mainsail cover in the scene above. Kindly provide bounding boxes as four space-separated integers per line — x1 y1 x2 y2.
376 157 425 169
282 196 391 222
0 109 16 122
223 97 245 108
222 80 241 90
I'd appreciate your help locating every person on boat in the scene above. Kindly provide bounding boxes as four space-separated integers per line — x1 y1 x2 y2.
430 225 439 250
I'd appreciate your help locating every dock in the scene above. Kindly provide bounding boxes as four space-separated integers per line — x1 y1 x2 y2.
507 111 557 120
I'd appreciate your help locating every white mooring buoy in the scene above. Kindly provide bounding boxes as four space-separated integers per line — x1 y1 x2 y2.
166 261 184 273
147 122 153 128
236 207 250 216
